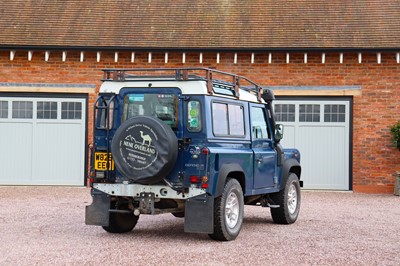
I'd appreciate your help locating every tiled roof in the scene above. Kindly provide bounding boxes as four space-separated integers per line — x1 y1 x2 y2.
0 1 399 50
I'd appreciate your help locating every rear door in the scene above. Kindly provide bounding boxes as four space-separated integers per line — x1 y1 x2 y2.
119 88 184 183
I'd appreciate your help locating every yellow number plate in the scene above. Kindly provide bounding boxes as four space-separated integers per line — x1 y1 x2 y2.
94 152 115 170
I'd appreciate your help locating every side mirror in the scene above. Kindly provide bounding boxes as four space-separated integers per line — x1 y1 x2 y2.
275 124 284 141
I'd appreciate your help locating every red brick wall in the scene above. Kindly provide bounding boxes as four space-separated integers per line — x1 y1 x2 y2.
0 50 399 193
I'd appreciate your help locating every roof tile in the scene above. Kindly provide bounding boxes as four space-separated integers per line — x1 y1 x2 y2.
0 0 399 49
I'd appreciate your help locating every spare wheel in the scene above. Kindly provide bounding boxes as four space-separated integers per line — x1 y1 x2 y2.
111 116 178 184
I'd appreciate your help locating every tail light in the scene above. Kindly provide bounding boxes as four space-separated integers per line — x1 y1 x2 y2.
201 176 209 189
190 175 200 183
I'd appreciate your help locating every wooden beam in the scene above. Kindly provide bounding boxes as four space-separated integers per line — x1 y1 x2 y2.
114 52 119 62
10 50 15 61
131 52 135 63
45 51 50 62
274 89 361 96
0 85 96 93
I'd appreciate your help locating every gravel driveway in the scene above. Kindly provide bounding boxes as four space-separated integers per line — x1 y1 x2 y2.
0 187 399 266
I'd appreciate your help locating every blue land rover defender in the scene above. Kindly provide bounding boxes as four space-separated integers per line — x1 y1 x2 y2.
86 68 302 241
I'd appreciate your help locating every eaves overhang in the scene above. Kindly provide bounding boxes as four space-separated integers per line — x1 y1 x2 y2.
0 45 400 53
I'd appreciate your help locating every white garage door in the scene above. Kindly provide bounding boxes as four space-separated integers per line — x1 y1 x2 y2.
0 96 86 185
275 99 351 190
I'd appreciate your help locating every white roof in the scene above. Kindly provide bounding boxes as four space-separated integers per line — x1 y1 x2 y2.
100 79 264 103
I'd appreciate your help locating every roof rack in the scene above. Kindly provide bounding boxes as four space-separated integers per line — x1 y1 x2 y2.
102 68 263 102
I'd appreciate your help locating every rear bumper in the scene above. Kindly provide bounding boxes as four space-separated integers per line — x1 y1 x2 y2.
92 183 206 199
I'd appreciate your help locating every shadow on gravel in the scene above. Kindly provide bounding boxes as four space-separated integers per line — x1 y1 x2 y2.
243 216 274 225
92 215 276 242
97 221 211 242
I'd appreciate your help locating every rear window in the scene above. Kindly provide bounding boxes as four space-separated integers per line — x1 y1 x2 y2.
123 93 178 129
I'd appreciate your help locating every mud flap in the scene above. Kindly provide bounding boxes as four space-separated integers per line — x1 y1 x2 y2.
85 189 110 226
184 194 214 234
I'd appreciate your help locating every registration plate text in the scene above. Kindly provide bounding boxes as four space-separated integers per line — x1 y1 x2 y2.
94 152 114 170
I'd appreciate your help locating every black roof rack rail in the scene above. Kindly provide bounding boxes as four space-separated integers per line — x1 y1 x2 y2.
102 68 263 102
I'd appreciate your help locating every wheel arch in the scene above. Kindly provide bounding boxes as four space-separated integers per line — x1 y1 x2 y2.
280 158 302 190
215 163 246 197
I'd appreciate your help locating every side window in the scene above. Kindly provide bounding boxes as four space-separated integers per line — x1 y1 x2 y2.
228 104 245 136
37 101 57 119
275 104 295 122
0 101 8 118
12 101 33 119
324 104 345 122
212 102 245 137
299 104 320 122
212 102 228 135
187 101 201 132
61 102 82 120
251 107 270 139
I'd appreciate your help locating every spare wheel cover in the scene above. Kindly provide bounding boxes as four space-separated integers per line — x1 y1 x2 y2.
111 116 178 184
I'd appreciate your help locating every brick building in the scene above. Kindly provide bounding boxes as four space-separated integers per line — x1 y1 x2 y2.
0 1 399 193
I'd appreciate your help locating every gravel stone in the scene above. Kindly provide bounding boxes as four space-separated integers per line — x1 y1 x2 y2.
0 187 399 266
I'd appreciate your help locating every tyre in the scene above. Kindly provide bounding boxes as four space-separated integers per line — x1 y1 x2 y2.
171 212 185 218
102 203 139 233
270 173 301 224
209 178 244 241
111 116 178 184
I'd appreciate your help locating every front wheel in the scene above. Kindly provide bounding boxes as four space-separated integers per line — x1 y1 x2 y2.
209 178 244 241
270 173 301 224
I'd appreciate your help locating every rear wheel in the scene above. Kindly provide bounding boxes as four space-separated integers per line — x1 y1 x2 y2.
102 202 139 233
209 178 244 241
171 212 185 218
270 173 301 224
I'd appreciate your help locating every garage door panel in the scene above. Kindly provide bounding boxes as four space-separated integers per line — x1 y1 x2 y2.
275 99 350 190
33 123 84 185
0 122 33 183
297 126 348 189
280 125 296 148
0 97 86 186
